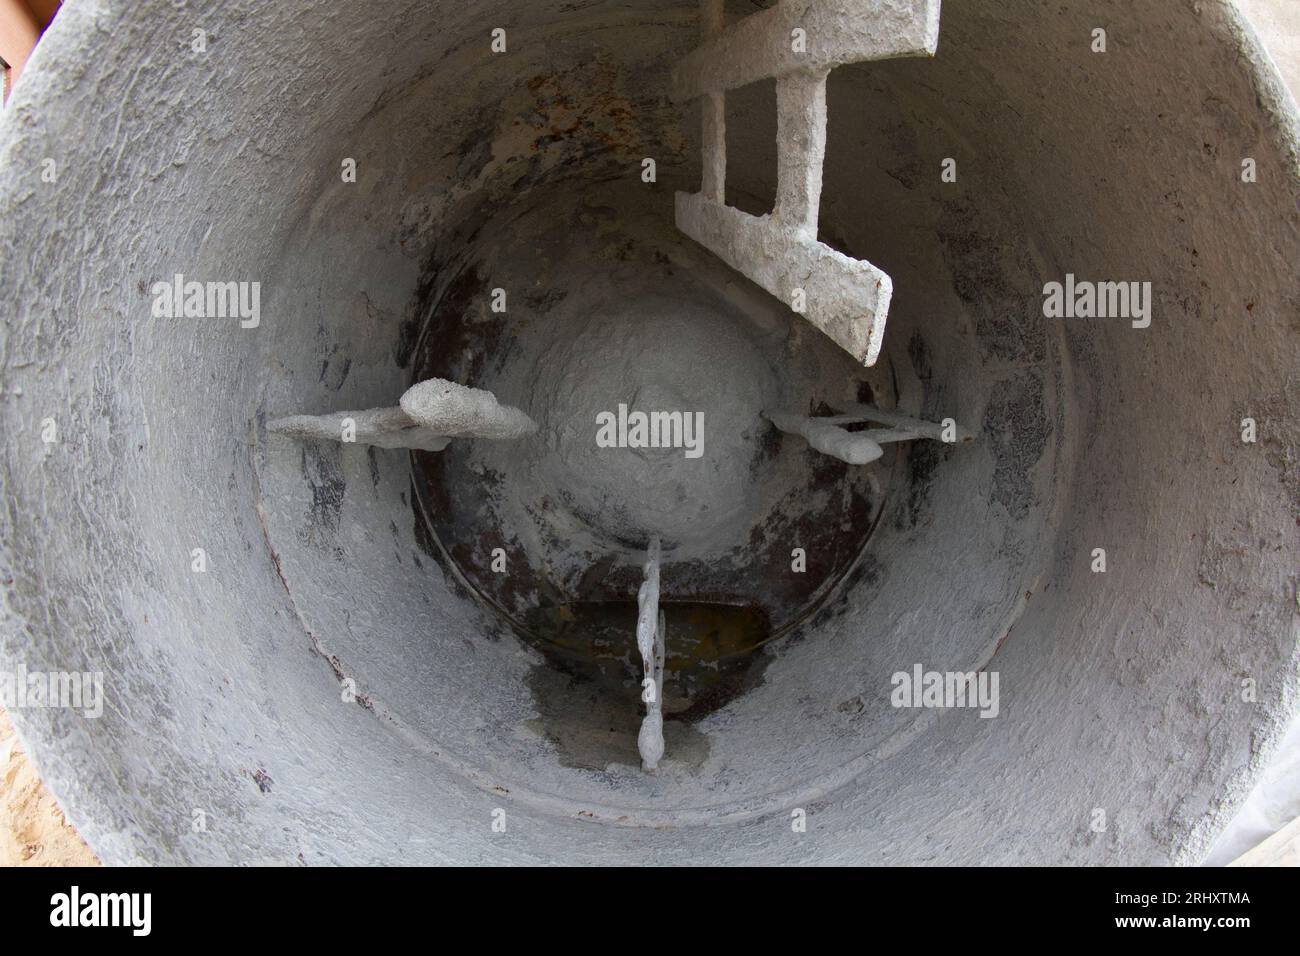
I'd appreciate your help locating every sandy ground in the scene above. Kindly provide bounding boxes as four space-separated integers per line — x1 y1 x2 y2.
0 0 1295 870
1238 0 1300 93
0 708 98 867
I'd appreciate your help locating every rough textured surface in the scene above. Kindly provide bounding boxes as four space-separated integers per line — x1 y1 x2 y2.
835 402 975 444
635 538 665 771
400 378 538 440
773 72 828 238
670 0 941 99
675 190 893 364
673 0 941 365
269 379 535 452
764 402 971 464
764 410 885 464
269 406 451 452
0 0 1295 866
404 179 897 662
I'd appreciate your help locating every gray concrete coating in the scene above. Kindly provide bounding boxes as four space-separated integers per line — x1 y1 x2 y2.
635 537 665 771
267 378 537 452
764 401 971 464
0 0 1296 865
673 0 942 365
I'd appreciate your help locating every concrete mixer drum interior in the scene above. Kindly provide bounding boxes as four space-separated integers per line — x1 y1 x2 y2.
0 0 1296 867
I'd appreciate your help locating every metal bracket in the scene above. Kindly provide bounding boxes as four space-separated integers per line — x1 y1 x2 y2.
764 401 972 465
672 0 942 366
267 379 537 452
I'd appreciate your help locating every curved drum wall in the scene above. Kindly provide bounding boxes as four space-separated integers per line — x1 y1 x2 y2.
0 0 1296 864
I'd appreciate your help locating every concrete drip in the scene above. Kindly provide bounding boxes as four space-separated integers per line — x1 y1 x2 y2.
636 537 666 772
